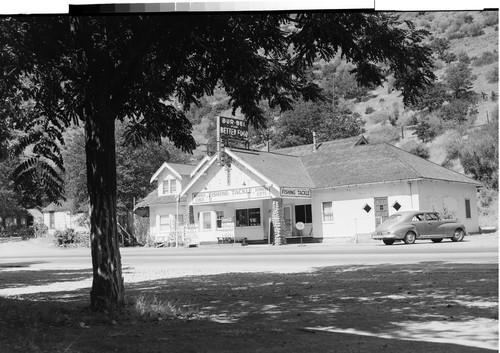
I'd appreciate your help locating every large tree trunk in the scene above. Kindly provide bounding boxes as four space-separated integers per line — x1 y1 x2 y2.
85 113 124 312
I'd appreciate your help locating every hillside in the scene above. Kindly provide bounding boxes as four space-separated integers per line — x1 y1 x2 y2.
352 11 498 167
189 11 498 167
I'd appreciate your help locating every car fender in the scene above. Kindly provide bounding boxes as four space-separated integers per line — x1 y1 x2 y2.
392 225 420 239
437 222 465 237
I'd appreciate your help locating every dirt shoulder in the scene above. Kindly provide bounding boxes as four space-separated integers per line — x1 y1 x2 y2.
0 236 498 353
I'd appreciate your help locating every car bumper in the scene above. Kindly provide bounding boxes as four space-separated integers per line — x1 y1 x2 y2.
371 233 402 240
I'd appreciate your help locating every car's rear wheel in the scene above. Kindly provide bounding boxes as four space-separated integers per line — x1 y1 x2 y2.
431 238 443 243
404 232 416 244
383 239 394 245
451 229 465 242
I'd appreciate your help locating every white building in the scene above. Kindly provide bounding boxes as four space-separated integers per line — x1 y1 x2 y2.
134 136 481 245
42 201 89 235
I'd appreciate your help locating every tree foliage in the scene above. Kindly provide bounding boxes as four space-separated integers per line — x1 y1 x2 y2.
0 13 436 312
444 62 477 100
272 100 365 148
459 116 499 189
63 123 192 217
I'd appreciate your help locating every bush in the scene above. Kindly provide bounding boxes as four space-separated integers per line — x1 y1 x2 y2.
367 124 400 144
365 106 374 114
400 140 430 160
473 51 498 67
32 222 48 238
464 23 484 37
487 66 498 84
458 51 471 64
441 51 457 63
482 11 499 27
54 229 90 247
370 112 390 125
414 115 442 142
18 227 35 240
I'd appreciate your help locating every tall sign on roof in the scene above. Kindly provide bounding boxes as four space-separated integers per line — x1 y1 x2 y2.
217 116 249 165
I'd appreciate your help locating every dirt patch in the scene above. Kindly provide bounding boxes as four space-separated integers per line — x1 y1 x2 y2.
0 261 497 353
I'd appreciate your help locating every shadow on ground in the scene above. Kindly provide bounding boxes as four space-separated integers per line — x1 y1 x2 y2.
0 262 497 353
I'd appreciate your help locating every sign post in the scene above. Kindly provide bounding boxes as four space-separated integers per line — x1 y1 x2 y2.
296 221 306 247
217 116 249 166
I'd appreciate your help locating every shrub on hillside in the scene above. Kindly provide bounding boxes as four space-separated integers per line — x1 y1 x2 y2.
369 112 389 125
472 51 498 66
464 23 484 37
458 51 471 64
367 125 400 144
482 11 499 27
486 66 498 84
414 116 442 142
399 140 430 160
441 51 457 63
365 106 374 114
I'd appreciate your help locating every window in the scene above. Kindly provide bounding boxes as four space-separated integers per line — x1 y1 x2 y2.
295 204 312 223
162 179 177 195
411 214 425 222
465 199 471 219
49 211 55 229
425 213 439 221
322 202 333 222
216 211 224 228
159 215 170 232
236 208 261 227
201 211 212 230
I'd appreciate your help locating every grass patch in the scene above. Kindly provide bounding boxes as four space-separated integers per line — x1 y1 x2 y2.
132 294 200 322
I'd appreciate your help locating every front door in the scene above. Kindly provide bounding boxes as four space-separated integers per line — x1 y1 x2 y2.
374 197 389 228
283 205 292 237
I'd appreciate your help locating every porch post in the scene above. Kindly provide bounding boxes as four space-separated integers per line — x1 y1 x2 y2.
271 198 286 245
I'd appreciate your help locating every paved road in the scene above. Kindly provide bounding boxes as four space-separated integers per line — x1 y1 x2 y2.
1 235 497 274
0 235 497 299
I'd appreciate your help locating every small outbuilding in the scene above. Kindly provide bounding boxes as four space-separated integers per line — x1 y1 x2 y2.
41 201 89 235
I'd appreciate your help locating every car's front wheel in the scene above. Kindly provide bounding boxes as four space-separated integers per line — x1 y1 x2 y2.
451 229 465 242
383 239 394 245
431 238 443 243
404 232 416 244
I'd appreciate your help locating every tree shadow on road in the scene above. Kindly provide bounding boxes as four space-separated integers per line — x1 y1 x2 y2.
0 262 497 352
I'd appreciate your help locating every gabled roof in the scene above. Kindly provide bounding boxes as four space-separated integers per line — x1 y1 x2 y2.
168 163 196 176
150 162 196 183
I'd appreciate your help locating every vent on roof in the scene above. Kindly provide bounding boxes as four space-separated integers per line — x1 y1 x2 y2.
355 136 369 146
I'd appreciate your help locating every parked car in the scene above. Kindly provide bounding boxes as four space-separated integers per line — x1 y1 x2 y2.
372 210 467 245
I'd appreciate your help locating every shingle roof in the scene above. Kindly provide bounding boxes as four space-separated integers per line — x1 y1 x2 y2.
134 190 184 209
229 149 315 188
276 138 480 188
168 163 196 176
262 135 480 188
